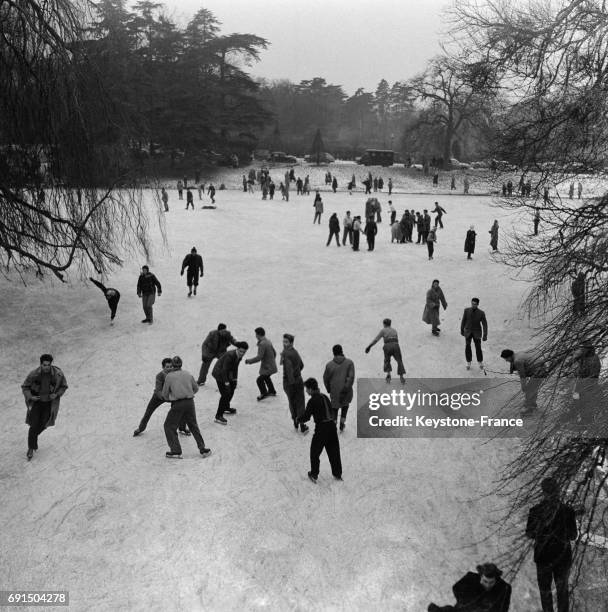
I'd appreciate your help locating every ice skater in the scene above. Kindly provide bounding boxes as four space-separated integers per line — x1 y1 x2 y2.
197 323 237 386
133 358 189 437
22 354 68 460
489 220 499 251
89 277 121 324
500 348 548 415
136 265 162 324
365 318 406 383
185 188 194 210
526 477 577 612
352 216 362 251
161 356 211 459
464 225 476 260
432 201 446 228
281 334 309 434
180 247 204 297
313 191 323 224
326 213 340 246
427 563 511 612
323 344 355 432
426 227 437 260
212 342 249 425
161 187 169 211
299 377 343 483
245 327 278 401
461 298 488 370
364 216 377 251
423 279 448 336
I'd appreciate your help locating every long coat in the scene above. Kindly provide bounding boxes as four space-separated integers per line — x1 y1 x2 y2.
464 230 476 254
248 337 278 376
422 286 447 327
22 365 68 427
489 223 499 250
323 355 355 410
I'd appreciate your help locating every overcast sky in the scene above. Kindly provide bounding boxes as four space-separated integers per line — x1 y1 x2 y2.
159 0 449 94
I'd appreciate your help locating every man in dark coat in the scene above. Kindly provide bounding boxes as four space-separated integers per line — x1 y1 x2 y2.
161 356 211 458
323 344 355 432
422 209 432 243
245 327 278 401
133 358 189 437
89 277 121 324
212 342 249 425
299 378 342 483
180 247 204 297
571 271 586 316
326 213 341 247
464 226 476 260
281 334 309 434
197 323 236 385
364 216 378 251
136 265 162 324
500 348 547 414
526 477 577 612
416 212 424 244
427 562 511 612
352 216 362 251
461 298 488 370
22 354 68 460
185 188 194 210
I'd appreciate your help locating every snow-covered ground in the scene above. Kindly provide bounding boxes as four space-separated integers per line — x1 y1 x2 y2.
1 172 564 611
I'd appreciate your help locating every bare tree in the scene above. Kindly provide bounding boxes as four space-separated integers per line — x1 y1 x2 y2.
447 0 608 605
0 0 164 281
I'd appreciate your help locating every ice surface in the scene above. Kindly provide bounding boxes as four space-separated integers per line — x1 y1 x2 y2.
1 170 553 610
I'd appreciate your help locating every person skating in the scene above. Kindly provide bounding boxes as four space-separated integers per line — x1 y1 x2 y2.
422 209 431 243
352 216 362 251
180 247 204 297
332 176 338 193
326 213 341 246
423 279 448 336
281 334 309 434
299 378 343 483
427 563 511 612
207 183 216 204
89 277 121 324
389 201 396 225
500 348 548 414
416 212 424 244
365 318 406 383
197 323 236 385
533 207 541 235
570 270 586 316
364 216 377 251
388 177 393 195
133 358 189 437
313 191 323 224
323 344 355 432
161 356 211 458
185 188 194 210
342 211 353 245
426 227 437 260
136 265 162 324
177 180 183 200
22 354 68 460
526 477 577 612
461 298 488 370
489 220 499 251
432 201 446 228
161 187 169 211
464 225 476 260
212 342 249 425
245 327 278 401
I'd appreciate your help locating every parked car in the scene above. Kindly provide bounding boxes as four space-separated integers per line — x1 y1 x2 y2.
449 157 472 169
268 151 298 164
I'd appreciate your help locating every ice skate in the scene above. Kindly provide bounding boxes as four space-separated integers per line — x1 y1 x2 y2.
257 393 269 401
300 424 309 435
223 408 237 415
133 428 143 437
399 374 406 384
165 452 182 459
432 330 440 336
193 287 197 295
339 421 345 432
333 475 343 481
200 448 212 458
215 416 228 425
27 448 34 460
385 373 391 383
187 290 192 297
293 419 299 430
307 471 318 483
479 362 485 370
466 362 471 370
178 428 191 436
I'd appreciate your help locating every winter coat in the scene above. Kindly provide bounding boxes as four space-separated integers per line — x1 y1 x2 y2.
313 196 323 213
526 500 577 565
212 349 243 385
202 329 235 359
280 347 304 385
489 224 499 249
450 572 511 612
460 307 488 340
464 230 476 254
181 253 204 275
422 286 447 326
137 272 162 296
323 355 355 410
248 337 278 376
364 220 377 237
423 214 431 231
22 365 68 427
329 214 340 232
511 350 547 379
